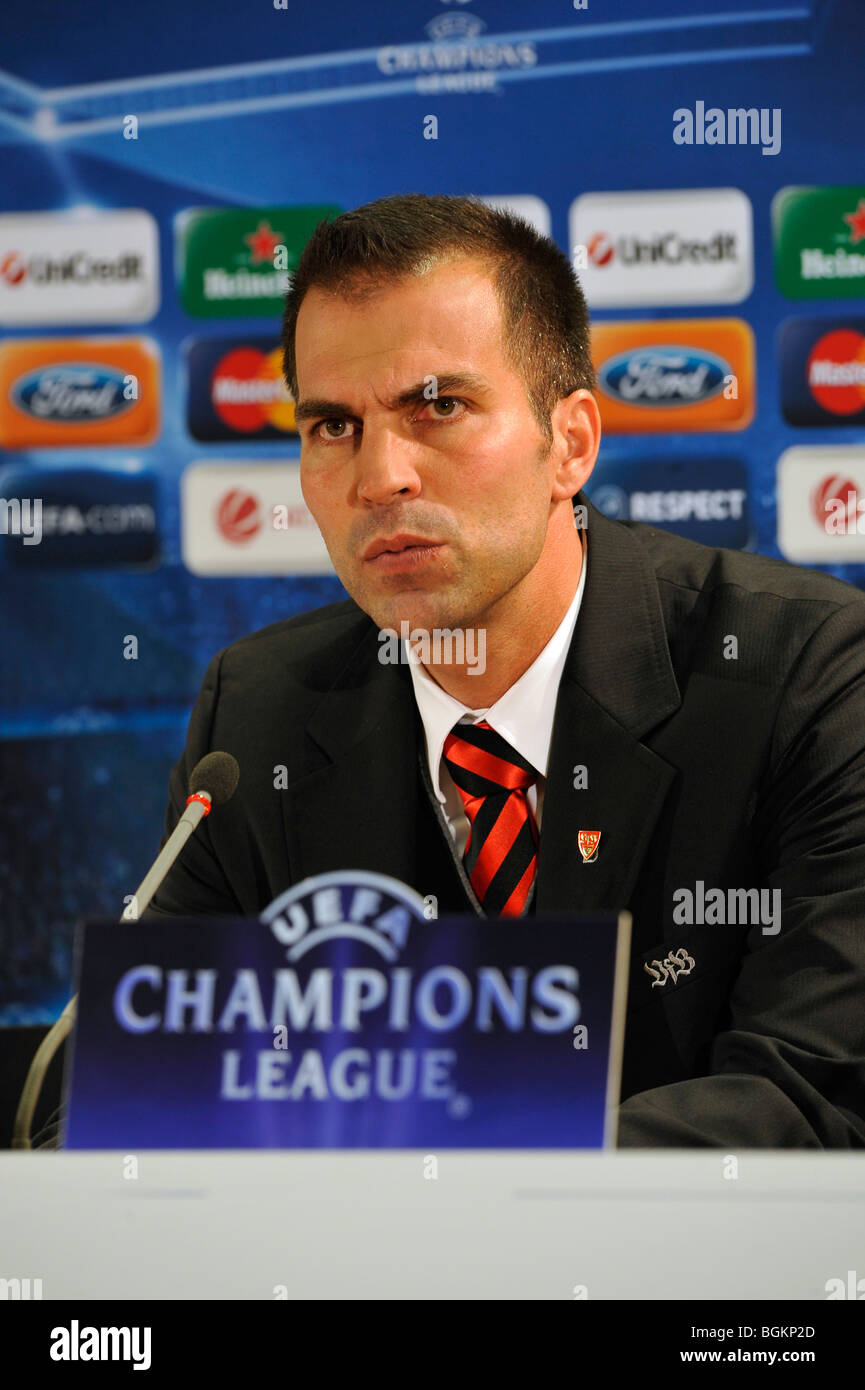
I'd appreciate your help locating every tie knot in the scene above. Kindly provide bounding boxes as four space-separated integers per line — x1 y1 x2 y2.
442 719 537 796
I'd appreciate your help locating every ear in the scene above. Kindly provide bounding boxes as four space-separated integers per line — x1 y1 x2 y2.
549 390 601 501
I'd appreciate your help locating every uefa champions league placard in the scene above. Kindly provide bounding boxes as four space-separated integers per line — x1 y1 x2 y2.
64 872 630 1149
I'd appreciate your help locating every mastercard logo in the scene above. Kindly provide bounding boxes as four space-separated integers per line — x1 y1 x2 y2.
210 347 296 433
807 329 865 416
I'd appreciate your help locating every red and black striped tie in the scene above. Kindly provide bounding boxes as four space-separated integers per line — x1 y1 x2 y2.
442 719 539 917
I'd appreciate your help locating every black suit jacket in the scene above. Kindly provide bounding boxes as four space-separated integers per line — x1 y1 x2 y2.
149 493 865 1148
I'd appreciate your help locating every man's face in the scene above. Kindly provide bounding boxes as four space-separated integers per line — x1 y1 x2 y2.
294 256 561 635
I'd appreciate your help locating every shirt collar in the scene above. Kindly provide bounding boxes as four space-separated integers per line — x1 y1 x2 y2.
406 528 587 803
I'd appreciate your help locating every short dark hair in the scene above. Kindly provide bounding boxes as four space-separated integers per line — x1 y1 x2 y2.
281 192 596 447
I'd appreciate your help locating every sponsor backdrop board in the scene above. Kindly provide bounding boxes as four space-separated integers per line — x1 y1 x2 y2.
1 0 864 1019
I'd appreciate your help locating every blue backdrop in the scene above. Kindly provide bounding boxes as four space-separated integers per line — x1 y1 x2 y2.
1 0 863 1020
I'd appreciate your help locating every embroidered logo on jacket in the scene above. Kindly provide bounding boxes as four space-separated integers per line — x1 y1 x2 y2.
643 947 696 988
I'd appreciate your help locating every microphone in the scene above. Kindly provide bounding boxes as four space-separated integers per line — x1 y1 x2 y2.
122 751 240 920
11 750 240 1149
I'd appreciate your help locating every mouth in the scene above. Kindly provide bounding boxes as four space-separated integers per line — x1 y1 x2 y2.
362 534 444 568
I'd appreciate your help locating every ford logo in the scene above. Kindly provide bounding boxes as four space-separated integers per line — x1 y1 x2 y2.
12 363 132 421
599 346 730 407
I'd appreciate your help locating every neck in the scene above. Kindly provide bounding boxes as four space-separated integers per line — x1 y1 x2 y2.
422 522 583 707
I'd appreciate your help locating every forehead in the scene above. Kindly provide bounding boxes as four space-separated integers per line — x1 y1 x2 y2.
294 256 509 390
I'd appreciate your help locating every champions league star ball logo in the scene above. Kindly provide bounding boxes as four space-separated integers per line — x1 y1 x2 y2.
251 872 477 1110
260 871 429 962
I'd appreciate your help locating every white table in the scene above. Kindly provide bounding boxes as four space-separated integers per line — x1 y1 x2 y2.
1 1152 863 1300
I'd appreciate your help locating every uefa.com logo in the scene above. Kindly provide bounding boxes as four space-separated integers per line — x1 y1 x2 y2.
0 496 41 545
0 468 159 570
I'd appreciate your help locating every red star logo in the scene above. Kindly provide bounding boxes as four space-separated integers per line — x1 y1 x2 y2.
243 219 284 265
843 199 865 244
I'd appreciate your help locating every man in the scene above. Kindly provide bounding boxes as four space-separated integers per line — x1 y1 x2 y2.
149 193 865 1148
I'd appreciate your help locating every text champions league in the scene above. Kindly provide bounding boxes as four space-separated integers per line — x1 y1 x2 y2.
109 882 582 1104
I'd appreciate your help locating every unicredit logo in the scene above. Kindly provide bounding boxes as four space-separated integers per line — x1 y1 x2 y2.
216 489 261 543
0 251 143 286
586 231 737 269
1 252 26 286
587 233 614 267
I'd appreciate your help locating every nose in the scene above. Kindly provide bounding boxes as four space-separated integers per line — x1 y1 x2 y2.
354 421 422 506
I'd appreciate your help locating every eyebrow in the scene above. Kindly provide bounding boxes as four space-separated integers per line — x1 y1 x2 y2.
293 371 492 425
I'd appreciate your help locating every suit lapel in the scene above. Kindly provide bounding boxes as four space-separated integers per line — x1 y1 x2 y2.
281 624 421 889
535 495 681 913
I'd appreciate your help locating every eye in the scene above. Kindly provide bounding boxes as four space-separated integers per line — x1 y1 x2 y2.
309 418 357 443
416 396 466 422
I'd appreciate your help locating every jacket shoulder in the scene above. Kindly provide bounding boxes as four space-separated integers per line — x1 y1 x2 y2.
620 519 865 688
626 520 865 610
214 598 376 693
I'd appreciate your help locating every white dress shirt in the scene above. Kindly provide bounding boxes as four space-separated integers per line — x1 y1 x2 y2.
406 527 588 856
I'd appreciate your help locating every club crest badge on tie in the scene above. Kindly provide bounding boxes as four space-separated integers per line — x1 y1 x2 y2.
577 830 601 864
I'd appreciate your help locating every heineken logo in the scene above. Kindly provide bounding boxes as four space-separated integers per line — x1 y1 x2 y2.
774 186 865 300
176 203 342 318
800 247 865 283
203 267 290 301
844 200 865 243
244 219 285 264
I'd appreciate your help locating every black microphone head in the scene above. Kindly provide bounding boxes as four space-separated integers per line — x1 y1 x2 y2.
188 751 240 807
